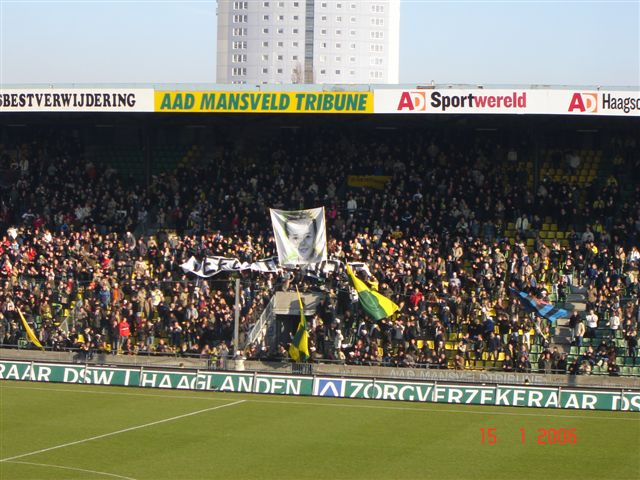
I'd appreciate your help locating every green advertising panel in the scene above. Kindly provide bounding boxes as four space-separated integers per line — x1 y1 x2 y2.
342 379 435 402
1 361 638 412
494 385 560 408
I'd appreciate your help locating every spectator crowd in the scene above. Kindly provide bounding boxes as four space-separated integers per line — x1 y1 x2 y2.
0 128 638 376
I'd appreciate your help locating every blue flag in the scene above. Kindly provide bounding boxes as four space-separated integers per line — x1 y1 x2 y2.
509 288 569 325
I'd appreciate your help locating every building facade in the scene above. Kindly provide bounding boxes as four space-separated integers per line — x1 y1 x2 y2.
216 0 399 84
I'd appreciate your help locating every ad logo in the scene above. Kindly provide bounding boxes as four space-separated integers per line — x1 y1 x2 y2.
314 378 345 397
568 93 598 113
397 91 428 111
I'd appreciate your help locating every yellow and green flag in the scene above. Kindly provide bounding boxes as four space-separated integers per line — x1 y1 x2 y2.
346 264 399 321
289 287 309 362
17 308 44 350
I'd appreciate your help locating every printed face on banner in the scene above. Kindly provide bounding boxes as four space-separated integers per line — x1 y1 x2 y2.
285 217 316 261
271 208 327 266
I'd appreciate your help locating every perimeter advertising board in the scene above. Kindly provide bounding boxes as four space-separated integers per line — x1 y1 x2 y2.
374 89 640 116
2 361 638 412
2 87 637 116
154 91 373 113
0 89 154 112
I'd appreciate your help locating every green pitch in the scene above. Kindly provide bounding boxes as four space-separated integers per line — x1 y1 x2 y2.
1 380 638 480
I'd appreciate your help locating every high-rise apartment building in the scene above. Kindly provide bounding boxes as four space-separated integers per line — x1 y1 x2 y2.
216 0 399 84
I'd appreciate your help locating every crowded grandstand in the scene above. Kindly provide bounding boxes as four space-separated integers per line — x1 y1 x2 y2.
1 86 639 378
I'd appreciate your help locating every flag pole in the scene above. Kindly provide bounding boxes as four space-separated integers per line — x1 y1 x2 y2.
233 277 240 357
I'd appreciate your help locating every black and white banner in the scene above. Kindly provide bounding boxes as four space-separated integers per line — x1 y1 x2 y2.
180 256 280 277
270 207 327 266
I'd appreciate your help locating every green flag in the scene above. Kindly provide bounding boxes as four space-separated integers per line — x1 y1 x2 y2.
346 264 399 321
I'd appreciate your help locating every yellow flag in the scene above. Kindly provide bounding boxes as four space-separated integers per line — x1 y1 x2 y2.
17 308 44 350
288 287 309 362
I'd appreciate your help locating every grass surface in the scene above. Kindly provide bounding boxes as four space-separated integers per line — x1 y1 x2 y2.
1 380 639 480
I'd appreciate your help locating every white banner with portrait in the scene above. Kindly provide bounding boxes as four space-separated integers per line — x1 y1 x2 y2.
270 207 327 266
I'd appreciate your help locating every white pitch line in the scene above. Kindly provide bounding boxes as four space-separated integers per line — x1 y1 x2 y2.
0 399 245 463
2 383 638 421
245 398 640 421
5 460 137 480
2 384 220 402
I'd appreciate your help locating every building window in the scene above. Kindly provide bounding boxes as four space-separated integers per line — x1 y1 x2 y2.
320 69 326 74
321 29 327 35
293 28 299 34
233 14 247 23
232 54 247 63
370 43 383 52
335 69 341 74
349 56 356 62
321 42 327 48
262 54 269 61
292 55 298 60
335 42 342 48
336 56 342 62
350 3 356 8
263 1 269 6
278 15 284 21
321 2 327 8
350 16 356 22
277 27 284 34
319 55 326 62
293 1 299 6
277 41 284 47
350 30 355 36
370 31 384 39
321 15 327 21
232 67 247 76
336 29 342 35
370 57 383 65
372 4 384 13
263 28 269 33
262 67 268 74
336 3 342 8
262 41 269 47
371 17 384 26
293 15 299 20
336 16 342 22
277 54 283 60
350 43 356 49
263 14 269 20
233 1 248 9
277 68 283 73
350 70 355 75
278 1 284 6
232 41 247 49
292 41 299 47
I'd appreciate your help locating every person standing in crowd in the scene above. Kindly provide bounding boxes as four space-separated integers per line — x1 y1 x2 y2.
585 309 599 339
574 319 586 347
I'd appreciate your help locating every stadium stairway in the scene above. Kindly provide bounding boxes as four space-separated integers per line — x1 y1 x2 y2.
551 284 587 353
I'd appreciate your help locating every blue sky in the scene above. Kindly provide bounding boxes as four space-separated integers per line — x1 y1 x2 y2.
0 0 638 86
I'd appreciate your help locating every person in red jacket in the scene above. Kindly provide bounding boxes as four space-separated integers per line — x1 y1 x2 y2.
118 318 131 353
409 287 424 309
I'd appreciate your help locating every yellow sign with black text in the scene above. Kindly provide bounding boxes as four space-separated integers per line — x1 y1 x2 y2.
347 175 392 190
154 91 372 113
